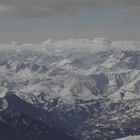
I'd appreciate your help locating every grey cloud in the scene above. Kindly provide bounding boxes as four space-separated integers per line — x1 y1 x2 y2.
0 0 140 18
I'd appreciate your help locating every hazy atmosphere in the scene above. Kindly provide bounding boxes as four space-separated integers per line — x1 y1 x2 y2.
0 0 140 43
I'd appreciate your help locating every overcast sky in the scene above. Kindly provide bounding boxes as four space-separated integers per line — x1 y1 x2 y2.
0 0 140 43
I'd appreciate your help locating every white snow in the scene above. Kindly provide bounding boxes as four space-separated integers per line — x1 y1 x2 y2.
115 135 140 140
0 87 7 98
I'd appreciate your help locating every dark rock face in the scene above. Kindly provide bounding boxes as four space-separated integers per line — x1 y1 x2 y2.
0 92 77 140
16 63 26 72
31 64 40 72
0 110 77 140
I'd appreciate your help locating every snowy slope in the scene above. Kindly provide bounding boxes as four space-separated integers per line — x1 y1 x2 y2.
115 135 140 140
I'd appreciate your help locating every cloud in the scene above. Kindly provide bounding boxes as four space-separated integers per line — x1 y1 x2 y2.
0 0 140 18
0 38 140 55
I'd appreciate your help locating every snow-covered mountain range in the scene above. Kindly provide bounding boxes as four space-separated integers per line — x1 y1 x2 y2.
0 38 140 140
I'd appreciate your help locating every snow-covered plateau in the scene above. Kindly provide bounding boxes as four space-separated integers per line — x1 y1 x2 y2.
0 38 140 140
